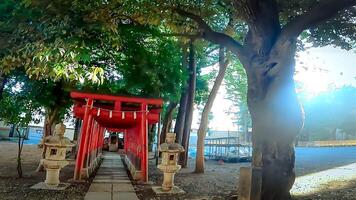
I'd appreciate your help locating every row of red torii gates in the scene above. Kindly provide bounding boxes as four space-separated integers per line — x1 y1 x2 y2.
71 91 163 182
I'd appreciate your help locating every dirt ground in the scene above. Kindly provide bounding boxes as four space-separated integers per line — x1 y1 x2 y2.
0 142 90 200
136 156 356 200
133 157 250 200
2 142 356 200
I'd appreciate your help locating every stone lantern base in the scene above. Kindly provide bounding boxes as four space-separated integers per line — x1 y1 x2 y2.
31 159 71 190
31 182 71 191
152 186 185 195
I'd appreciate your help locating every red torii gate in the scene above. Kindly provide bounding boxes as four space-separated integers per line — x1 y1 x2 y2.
71 91 163 182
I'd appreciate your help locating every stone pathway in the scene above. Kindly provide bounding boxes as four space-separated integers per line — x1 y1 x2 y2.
85 152 139 200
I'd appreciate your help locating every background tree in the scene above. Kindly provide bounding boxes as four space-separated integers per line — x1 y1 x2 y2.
0 76 42 178
225 59 252 143
195 46 229 173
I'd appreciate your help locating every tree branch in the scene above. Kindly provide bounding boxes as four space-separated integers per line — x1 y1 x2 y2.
280 0 356 40
161 32 202 39
173 8 247 60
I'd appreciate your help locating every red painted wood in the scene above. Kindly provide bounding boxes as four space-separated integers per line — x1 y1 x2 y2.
124 130 128 153
71 91 163 105
74 99 93 181
141 103 148 182
71 92 162 182
114 101 121 110
85 116 94 170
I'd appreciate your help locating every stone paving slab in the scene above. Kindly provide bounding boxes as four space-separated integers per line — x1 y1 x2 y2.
85 192 111 200
113 192 139 200
88 183 112 192
85 152 138 200
113 183 135 192
93 179 131 183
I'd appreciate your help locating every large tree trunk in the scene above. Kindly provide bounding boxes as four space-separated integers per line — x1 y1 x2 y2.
160 102 178 144
195 47 229 173
174 46 189 144
179 41 196 167
174 89 188 144
245 42 304 199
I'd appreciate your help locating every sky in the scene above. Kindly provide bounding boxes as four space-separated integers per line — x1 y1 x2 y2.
191 46 356 131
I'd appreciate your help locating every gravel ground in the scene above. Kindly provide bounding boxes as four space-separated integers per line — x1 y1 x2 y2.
2 142 356 200
134 157 249 200
0 142 90 200
135 147 356 200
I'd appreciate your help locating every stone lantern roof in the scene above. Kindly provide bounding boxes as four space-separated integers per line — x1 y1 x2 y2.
159 132 184 153
44 123 75 147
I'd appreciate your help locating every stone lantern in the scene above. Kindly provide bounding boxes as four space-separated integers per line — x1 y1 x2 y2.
34 123 75 189
153 132 185 194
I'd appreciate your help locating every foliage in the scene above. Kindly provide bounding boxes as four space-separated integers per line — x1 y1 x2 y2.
0 1 192 121
0 0 123 83
81 25 186 101
116 0 355 52
224 59 251 128
0 80 41 126
0 70 74 139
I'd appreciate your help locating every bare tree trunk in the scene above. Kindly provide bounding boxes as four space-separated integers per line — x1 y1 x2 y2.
242 109 249 143
179 41 196 167
246 46 304 199
17 128 25 178
0 71 8 100
174 46 189 144
148 124 156 151
73 118 81 141
71 118 81 159
160 102 178 144
195 47 229 173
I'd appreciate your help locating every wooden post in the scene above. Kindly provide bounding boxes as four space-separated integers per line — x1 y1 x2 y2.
156 113 161 166
85 117 95 174
141 103 148 182
74 99 93 181
124 130 128 153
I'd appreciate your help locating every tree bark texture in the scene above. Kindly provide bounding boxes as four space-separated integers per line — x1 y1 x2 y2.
73 118 81 141
245 43 304 200
161 102 178 144
174 46 189 144
179 41 196 167
72 118 82 159
195 47 229 173
148 124 156 151
0 72 7 100
43 107 60 137
17 128 25 178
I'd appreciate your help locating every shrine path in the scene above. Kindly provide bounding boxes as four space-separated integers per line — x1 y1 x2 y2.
84 151 139 200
